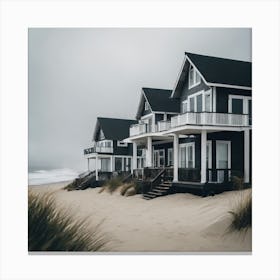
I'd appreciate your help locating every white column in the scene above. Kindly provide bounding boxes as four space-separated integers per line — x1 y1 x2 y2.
95 155 99 181
201 130 207 183
146 136 152 167
110 155 114 172
132 142 137 173
244 129 250 183
87 158 90 171
173 134 179 182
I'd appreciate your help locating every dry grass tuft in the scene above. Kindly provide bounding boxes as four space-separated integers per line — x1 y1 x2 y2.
228 190 252 232
28 191 108 251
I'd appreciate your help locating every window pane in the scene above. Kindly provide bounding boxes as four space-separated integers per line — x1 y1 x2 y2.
189 68 194 86
232 99 243 114
180 147 186 168
190 97 195 112
195 71 201 84
115 157 122 171
248 100 252 125
205 94 211 112
187 145 194 168
217 143 228 169
196 94 203 112
182 101 188 113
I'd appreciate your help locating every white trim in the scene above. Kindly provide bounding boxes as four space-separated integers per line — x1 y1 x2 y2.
212 87 217 112
171 55 187 98
207 82 251 90
153 148 165 168
140 112 153 120
153 111 179 115
117 140 128 147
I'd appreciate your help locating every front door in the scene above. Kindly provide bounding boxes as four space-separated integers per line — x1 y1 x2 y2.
216 141 231 183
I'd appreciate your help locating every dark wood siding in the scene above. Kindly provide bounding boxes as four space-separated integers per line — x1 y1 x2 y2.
113 140 133 156
216 87 252 113
155 113 164 124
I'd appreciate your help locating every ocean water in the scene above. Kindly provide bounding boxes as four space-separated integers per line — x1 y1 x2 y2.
28 168 79 186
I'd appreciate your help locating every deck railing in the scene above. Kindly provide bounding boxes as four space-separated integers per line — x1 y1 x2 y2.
207 169 243 183
171 112 249 128
84 146 113 155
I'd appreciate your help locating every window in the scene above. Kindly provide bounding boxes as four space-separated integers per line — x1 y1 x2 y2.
189 65 201 88
115 157 122 171
101 158 110 172
228 95 252 115
117 141 128 147
167 148 173 166
182 100 188 113
144 101 149 111
196 94 203 112
189 97 195 112
205 92 212 112
179 143 195 168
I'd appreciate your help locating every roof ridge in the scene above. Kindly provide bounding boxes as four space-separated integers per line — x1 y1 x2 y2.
185 52 251 64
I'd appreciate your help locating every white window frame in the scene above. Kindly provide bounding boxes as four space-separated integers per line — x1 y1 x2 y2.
117 141 128 147
187 90 205 112
179 142 195 168
228 95 252 114
182 99 188 113
167 148 173 166
188 65 201 89
216 140 231 169
204 89 213 112
153 149 165 168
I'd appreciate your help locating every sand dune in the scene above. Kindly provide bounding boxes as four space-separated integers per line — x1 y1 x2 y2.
29 182 252 253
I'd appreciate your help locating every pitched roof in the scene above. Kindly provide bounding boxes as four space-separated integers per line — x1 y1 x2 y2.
136 88 180 119
93 117 137 141
186 52 252 88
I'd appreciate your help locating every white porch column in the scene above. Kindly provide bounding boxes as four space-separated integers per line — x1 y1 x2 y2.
173 134 179 182
132 142 137 173
95 155 99 181
201 130 207 183
87 158 90 171
146 136 153 167
244 129 250 183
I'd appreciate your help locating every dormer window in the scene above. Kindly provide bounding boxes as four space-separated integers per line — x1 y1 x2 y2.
189 65 201 89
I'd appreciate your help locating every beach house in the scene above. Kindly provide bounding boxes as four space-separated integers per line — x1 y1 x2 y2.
84 117 137 181
124 52 252 198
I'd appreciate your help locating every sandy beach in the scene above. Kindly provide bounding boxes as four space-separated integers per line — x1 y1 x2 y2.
29 182 252 253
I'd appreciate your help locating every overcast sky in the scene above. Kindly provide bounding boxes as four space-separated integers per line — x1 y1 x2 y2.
28 28 251 172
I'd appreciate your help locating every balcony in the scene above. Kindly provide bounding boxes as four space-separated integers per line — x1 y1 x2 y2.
170 112 249 128
130 123 154 136
84 146 113 155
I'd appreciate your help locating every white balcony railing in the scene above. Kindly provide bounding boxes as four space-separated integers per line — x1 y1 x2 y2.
130 123 154 136
84 146 113 155
170 112 249 128
157 120 171 132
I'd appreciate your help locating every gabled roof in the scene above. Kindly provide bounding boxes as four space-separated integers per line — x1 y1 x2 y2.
136 87 180 119
172 52 252 97
93 117 137 141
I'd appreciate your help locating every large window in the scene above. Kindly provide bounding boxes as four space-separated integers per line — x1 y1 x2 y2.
189 65 201 88
228 95 252 115
101 158 110 172
115 157 122 171
179 143 195 168
167 148 173 166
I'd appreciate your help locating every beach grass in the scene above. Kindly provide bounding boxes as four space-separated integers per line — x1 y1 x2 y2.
228 190 252 232
104 177 123 194
28 191 108 251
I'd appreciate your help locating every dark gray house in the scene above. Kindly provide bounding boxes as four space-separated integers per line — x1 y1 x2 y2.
124 52 252 198
84 117 137 180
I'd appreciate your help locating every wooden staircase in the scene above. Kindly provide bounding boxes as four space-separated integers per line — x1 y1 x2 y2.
143 180 172 200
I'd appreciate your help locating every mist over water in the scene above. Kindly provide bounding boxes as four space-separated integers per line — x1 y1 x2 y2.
28 168 79 185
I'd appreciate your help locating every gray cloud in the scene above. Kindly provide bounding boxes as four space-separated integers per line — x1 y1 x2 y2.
28 28 251 172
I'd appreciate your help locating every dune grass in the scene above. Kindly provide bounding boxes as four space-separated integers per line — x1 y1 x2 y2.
104 177 123 194
228 190 252 232
28 192 108 251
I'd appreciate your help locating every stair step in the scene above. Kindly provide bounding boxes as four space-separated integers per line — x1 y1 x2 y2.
148 191 163 196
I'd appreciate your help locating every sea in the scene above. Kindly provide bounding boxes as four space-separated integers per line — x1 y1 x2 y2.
28 168 80 186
